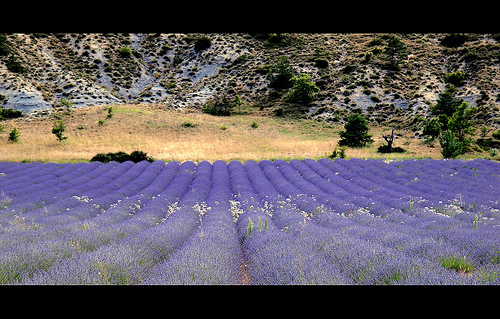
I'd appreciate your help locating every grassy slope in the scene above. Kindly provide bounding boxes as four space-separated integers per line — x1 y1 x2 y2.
0 104 493 163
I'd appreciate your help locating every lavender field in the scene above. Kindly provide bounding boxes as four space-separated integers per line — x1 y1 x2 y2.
0 158 499 285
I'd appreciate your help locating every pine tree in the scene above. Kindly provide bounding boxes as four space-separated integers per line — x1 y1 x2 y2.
8 127 19 142
447 101 477 143
52 119 68 142
431 90 461 119
338 113 374 147
384 35 406 70
440 130 463 158
267 55 294 90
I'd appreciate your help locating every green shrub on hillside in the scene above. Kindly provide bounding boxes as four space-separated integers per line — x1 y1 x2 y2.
444 70 466 87
0 33 10 56
119 46 132 58
440 33 469 47
194 36 211 51
5 54 26 73
285 73 319 103
203 94 243 116
0 107 22 120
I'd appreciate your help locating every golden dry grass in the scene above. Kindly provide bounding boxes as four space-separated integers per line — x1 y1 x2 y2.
0 103 467 163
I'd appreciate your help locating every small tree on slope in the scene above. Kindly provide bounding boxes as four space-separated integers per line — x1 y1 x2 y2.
52 119 68 142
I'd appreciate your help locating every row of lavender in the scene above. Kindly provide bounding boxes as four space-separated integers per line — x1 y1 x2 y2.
0 158 499 284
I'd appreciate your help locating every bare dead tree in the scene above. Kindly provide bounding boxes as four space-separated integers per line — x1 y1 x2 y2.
382 127 396 153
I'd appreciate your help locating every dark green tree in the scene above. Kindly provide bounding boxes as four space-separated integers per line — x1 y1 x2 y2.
338 113 374 147
202 94 243 116
424 89 478 157
5 54 26 73
448 101 477 143
440 130 463 158
422 117 442 140
0 33 10 56
384 35 406 70
444 70 466 87
194 36 211 51
430 90 462 132
267 55 294 90
432 90 461 117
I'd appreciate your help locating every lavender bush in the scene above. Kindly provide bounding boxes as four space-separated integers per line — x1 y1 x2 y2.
0 158 499 285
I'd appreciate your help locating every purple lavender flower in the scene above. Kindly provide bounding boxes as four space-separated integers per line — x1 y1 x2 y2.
0 158 499 284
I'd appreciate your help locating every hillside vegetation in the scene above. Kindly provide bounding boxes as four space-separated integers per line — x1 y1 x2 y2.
2 103 498 163
1 33 500 162
1 33 499 128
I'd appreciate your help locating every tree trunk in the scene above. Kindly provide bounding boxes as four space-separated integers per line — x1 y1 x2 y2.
383 128 395 152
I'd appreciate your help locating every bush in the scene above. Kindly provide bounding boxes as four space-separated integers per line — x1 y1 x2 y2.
492 129 500 140
202 94 242 116
194 36 211 51
129 150 155 163
0 107 22 120
0 33 10 56
439 256 474 273
315 58 328 68
119 46 132 58
328 147 346 159
181 121 198 128
285 73 320 103
60 96 73 109
91 152 122 163
90 150 154 164
255 65 271 75
5 54 26 73
444 70 465 87
106 107 114 119
377 145 405 153
260 33 296 48
440 33 468 47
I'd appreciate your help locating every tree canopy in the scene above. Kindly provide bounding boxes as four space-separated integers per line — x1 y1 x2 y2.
338 113 374 147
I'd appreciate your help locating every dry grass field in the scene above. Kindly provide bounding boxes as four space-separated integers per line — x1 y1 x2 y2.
0 103 478 163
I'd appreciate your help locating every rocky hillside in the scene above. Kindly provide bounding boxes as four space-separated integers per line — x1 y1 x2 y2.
1 33 499 128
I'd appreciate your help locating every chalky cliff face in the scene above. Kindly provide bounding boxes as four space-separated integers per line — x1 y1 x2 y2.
1 33 499 126
0 158 500 284
0 33 256 113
